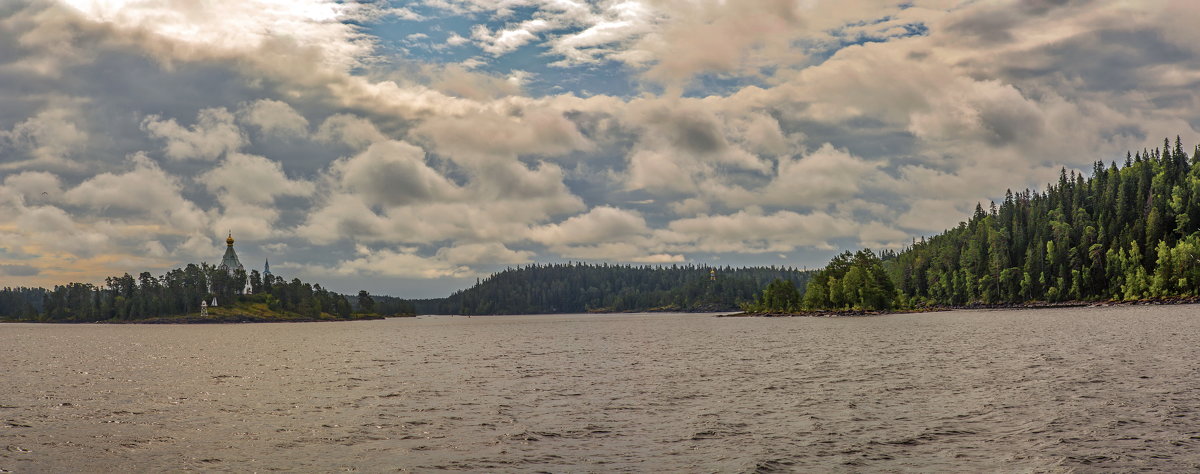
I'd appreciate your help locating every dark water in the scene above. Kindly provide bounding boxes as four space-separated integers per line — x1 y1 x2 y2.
3 306 1200 472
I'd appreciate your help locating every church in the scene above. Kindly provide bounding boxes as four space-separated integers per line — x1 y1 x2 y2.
217 232 270 295
218 232 244 275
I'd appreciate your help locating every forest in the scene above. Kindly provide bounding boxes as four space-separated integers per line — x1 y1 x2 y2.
889 137 1200 307
748 136 1200 312
413 263 814 315
0 263 402 322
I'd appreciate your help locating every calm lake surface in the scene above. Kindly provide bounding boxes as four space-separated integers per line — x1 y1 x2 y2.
3 306 1200 472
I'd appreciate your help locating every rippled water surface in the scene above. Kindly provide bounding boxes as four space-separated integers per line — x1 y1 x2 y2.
4 306 1200 472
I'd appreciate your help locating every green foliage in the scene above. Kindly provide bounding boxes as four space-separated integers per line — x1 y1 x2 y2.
0 263 361 322
357 290 376 314
801 250 895 310
419 263 813 315
888 137 1200 306
367 295 416 316
742 279 801 312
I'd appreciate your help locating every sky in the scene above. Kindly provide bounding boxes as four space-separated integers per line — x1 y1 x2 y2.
1 0 1199 298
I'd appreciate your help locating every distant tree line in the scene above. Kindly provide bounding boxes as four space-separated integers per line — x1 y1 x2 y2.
0 286 44 319
0 263 398 322
354 292 416 316
413 263 814 315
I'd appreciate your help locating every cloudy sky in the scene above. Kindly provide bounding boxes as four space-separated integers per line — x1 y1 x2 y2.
1 0 1198 297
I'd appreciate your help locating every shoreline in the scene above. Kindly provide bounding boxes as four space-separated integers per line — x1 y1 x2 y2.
0 314 402 324
724 296 1200 318
10 297 1198 322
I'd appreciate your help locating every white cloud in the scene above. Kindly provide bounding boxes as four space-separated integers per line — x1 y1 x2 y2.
0 102 89 170
550 241 683 263
529 206 648 246
201 153 314 204
746 144 882 209
237 99 310 137
143 107 244 161
2 171 64 204
331 140 463 207
314 114 388 148
665 209 859 253
435 242 534 265
0 154 214 285
58 0 380 73
445 32 469 46
896 199 973 233
303 245 478 279
63 153 207 231
425 64 524 100
471 19 547 56
412 105 592 164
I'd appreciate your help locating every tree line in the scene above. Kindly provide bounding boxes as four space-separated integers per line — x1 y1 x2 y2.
0 263 397 322
750 136 1200 312
413 263 814 315
892 137 1200 306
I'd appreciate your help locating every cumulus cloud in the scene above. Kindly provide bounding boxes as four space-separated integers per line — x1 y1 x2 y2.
237 99 310 137
471 19 553 56
63 153 206 229
412 106 592 164
632 0 809 87
435 242 534 265
297 135 585 249
747 144 882 208
529 206 649 246
318 245 475 279
424 63 524 100
0 155 213 286
314 114 388 149
142 107 244 161
665 209 860 254
2 171 64 204
445 32 470 47
331 140 462 207
896 199 974 234
0 102 89 170
200 153 315 205
57 0 381 73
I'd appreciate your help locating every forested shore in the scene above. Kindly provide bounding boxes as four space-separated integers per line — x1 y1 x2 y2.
0 263 409 323
745 136 1200 314
412 263 813 315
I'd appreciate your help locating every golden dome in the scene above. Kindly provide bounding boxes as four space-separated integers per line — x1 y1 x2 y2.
226 232 235 246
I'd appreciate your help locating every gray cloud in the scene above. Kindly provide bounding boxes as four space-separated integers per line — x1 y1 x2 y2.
0 264 39 276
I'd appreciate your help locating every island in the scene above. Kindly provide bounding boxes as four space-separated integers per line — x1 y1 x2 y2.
0 233 412 323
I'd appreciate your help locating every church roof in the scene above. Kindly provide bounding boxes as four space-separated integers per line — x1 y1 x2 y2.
218 232 244 274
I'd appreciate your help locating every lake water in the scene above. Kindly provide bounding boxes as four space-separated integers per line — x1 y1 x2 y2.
3 306 1200 472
